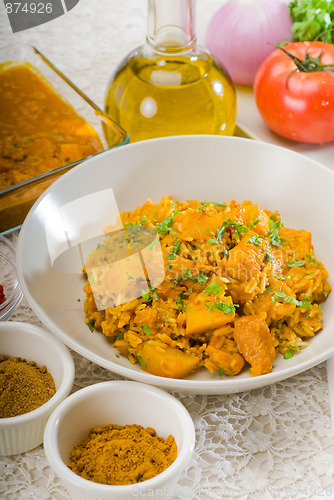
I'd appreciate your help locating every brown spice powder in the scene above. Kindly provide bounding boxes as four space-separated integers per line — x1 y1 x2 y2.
67 423 177 485
0 355 56 418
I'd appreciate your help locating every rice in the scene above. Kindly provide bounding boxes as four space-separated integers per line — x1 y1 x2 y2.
83 197 331 378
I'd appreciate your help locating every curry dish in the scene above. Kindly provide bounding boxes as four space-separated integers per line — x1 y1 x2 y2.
0 64 103 191
83 197 331 379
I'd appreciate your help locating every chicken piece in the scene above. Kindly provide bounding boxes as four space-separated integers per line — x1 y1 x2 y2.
222 230 266 282
234 313 276 376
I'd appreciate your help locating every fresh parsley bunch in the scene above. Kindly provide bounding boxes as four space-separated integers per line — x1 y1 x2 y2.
289 0 334 43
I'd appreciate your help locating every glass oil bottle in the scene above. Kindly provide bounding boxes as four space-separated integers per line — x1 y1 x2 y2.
104 0 237 143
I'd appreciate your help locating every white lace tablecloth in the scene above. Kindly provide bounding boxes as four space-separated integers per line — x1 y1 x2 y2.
1 1 334 498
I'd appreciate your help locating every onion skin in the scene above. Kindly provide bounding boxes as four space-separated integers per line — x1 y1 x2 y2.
205 0 293 86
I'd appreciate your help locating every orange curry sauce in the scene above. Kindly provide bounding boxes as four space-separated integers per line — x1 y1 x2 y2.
0 64 103 191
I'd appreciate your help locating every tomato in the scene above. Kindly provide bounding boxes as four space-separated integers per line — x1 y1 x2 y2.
254 41 334 144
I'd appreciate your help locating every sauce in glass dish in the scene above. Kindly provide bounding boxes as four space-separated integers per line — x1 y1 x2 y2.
0 64 103 191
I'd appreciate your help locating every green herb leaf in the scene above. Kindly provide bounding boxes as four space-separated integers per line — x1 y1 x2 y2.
87 319 94 332
141 324 151 336
283 346 298 359
176 292 185 311
217 368 224 376
203 282 223 295
289 0 334 44
272 291 312 308
136 355 147 367
206 300 238 314
287 259 306 267
141 290 151 302
306 254 320 265
172 239 181 254
247 235 264 247
156 214 174 236
268 217 284 247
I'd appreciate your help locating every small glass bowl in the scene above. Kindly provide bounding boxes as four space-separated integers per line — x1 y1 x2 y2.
0 235 23 321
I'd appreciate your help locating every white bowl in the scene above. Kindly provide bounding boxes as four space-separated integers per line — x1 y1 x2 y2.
0 321 75 455
16 135 334 394
43 381 195 500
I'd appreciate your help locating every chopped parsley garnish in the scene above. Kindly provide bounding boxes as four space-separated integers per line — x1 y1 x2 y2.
197 201 226 209
250 218 260 228
247 235 264 247
217 368 224 376
273 275 285 281
140 216 148 223
141 290 151 302
196 272 209 285
284 346 298 359
207 238 218 245
306 254 320 265
141 324 151 336
96 242 109 250
115 331 124 340
172 239 181 254
164 313 170 322
167 252 177 260
87 319 94 332
136 355 147 367
272 291 312 308
203 282 222 296
287 259 306 267
156 214 174 236
141 289 159 302
148 236 159 251
323 291 329 298
268 216 284 247
176 292 185 311
222 219 249 240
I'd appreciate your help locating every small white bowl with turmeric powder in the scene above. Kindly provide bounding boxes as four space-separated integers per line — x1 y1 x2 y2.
0 321 75 455
43 381 195 499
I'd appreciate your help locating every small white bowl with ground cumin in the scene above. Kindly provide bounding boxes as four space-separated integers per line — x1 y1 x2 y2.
0 321 75 455
43 381 195 499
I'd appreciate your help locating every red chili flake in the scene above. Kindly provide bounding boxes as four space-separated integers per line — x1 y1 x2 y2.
0 284 6 305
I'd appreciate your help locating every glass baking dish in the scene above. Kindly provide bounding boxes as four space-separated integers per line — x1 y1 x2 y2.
0 43 129 234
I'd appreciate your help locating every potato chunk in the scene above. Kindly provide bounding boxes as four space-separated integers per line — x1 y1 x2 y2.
140 343 200 378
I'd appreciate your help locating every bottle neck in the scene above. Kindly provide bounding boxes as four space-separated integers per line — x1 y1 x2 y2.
146 0 197 53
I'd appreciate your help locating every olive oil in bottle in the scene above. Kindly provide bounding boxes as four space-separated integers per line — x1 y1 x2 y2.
105 0 237 143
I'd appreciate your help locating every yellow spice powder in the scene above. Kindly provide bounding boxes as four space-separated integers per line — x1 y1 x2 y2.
67 423 177 485
0 355 56 418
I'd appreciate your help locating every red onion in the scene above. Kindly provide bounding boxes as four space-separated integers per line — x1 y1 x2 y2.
205 0 293 86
